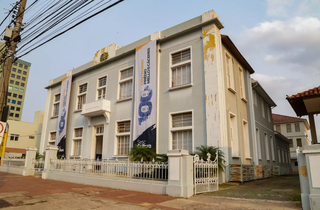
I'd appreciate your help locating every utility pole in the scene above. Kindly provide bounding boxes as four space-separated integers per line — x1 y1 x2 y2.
0 0 27 121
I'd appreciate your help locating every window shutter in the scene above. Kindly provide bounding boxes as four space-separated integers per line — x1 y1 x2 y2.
171 49 191 65
172 112 192 127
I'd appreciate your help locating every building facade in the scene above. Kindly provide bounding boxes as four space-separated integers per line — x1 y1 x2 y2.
4 111 44 157
272 114 310 173
40 10 289 182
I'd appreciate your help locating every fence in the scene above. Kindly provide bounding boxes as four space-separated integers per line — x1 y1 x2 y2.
32 159 45 175
50 158 168 181
1 158 25 168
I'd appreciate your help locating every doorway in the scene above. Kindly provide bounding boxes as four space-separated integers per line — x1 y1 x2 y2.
95 126 104 160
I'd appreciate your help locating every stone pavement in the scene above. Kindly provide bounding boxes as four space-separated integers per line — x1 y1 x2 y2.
0 172 301 210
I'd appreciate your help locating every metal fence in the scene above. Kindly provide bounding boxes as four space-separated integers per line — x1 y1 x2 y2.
193 153 219 195
0 158 25 168
50 158 168 181
32 159 45 175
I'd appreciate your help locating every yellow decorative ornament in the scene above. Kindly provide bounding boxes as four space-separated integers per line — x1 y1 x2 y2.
100 52 109 62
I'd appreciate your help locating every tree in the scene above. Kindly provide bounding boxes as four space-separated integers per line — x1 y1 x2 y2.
195 145 226 171
129 145 168 162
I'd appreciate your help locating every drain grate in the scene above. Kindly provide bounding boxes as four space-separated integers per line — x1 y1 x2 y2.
0 199 13 208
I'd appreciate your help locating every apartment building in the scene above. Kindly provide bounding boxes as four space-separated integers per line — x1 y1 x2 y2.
39 10 289 182
272 114 310 173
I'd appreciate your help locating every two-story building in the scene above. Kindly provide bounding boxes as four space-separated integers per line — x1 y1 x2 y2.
272 114 310 173
39 10 289 182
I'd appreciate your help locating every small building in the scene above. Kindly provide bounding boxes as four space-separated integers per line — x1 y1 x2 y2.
4 111 44 157
272 114 310 173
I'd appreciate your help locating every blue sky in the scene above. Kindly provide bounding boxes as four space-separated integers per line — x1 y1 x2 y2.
0 0 319 141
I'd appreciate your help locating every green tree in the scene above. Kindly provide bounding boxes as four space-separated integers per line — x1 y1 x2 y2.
129 145 156 162
195 145 226 171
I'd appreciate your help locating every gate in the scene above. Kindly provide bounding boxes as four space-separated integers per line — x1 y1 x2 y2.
193 152 219 195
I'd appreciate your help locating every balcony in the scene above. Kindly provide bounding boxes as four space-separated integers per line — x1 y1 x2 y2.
81 99 111 126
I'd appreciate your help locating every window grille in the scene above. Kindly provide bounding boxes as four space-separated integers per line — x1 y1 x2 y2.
98 76 107 87
74 128 83 138
171 49 191 87
172 112 192 127
171 49 190 65
120 68 133 80
117 121 130 133
79 83 87 94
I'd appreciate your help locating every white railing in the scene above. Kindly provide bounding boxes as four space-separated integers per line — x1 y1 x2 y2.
32 159 45 174
1 158 26 168
50 158 168 181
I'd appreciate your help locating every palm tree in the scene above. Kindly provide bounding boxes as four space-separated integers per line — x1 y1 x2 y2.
195 145 226 171
129 145 157 162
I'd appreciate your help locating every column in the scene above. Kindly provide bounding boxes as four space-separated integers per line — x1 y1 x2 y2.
22 147 37 176
42 145 58 179
308 114 318 145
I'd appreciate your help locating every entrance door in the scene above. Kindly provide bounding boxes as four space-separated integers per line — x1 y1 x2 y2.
95 136 103 160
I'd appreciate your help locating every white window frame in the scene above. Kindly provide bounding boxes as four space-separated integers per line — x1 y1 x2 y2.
256 128 262 160
76 82 88 110
118 66 133 101
261 97 265 118
295 123 300 132
225 51 235 93
48 131 57 145
242 120 250 158
169 110 194 154
275 125 281 133
270 135 275 161
229 112 239 157
52 93 60 117
286 124 292 133
96 75 108 100
264 133 270 160
239 66 246 101
169 46 193 89
115 119 131 156
72 127 83 157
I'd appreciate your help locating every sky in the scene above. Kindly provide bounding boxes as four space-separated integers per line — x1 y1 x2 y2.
0 0 319 142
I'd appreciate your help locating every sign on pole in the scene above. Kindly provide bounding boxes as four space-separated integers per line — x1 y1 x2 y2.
133 40 157 148
0 121 7 145
56 75 72 158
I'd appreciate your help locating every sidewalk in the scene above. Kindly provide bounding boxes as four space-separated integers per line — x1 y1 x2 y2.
0 172 301 210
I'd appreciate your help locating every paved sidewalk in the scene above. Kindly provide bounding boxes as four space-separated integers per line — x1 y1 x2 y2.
0 172 301 210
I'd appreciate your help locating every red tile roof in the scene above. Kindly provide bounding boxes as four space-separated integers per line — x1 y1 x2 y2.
287 86 320 99
272 114 305 124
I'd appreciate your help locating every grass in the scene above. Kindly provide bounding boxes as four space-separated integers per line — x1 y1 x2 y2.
207 174 301 201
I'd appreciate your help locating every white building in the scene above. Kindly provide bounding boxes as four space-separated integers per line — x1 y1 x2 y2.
272 114 310 173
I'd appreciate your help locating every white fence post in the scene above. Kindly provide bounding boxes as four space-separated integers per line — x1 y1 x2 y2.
22 147 37 176
42 145 58 179
166 150 193 198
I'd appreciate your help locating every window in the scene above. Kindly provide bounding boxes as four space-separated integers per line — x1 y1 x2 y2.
15 113 19 118
12 100 16 104
96 126 104 135
18 69 22 74
261 97 265 118
8 99 10 103
14 87 18 91
253 90 257 106
11 74 15 78
282 149 285 163
10 80 14 84
18 95 22 99
22 77 26 81
171 48 191 87
116 121 130 155
13 63 17 66
21 83 25 87
239 67 246 99
256 129 262 159
19 64 23 68
16 107 20 111
23 71 27 75
119 67 133 100
19 89 24 93
52 94 60 117
24 65 28 69
13 93 17 98
73 128 83 156
10 134 19 141
15 81 19 85
289 139 293 148
230 113 239 156
17 75 21 80
8 86 13 90
171 112 193 153
8 92 11 96
10 106 15 110
243 120 250 157
267 105 271 122
97 76 107 100
270 136 275 161
49 132 56 145
297 138 302 147
295 123 300 132
77 83 87 110
226 52 234 90
276 125 281 133
12 68 17 71
265 133 269 160
29 136 35 139
286 124 292 133
278 147 281 163
17 101 21 105
9 113 13 117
